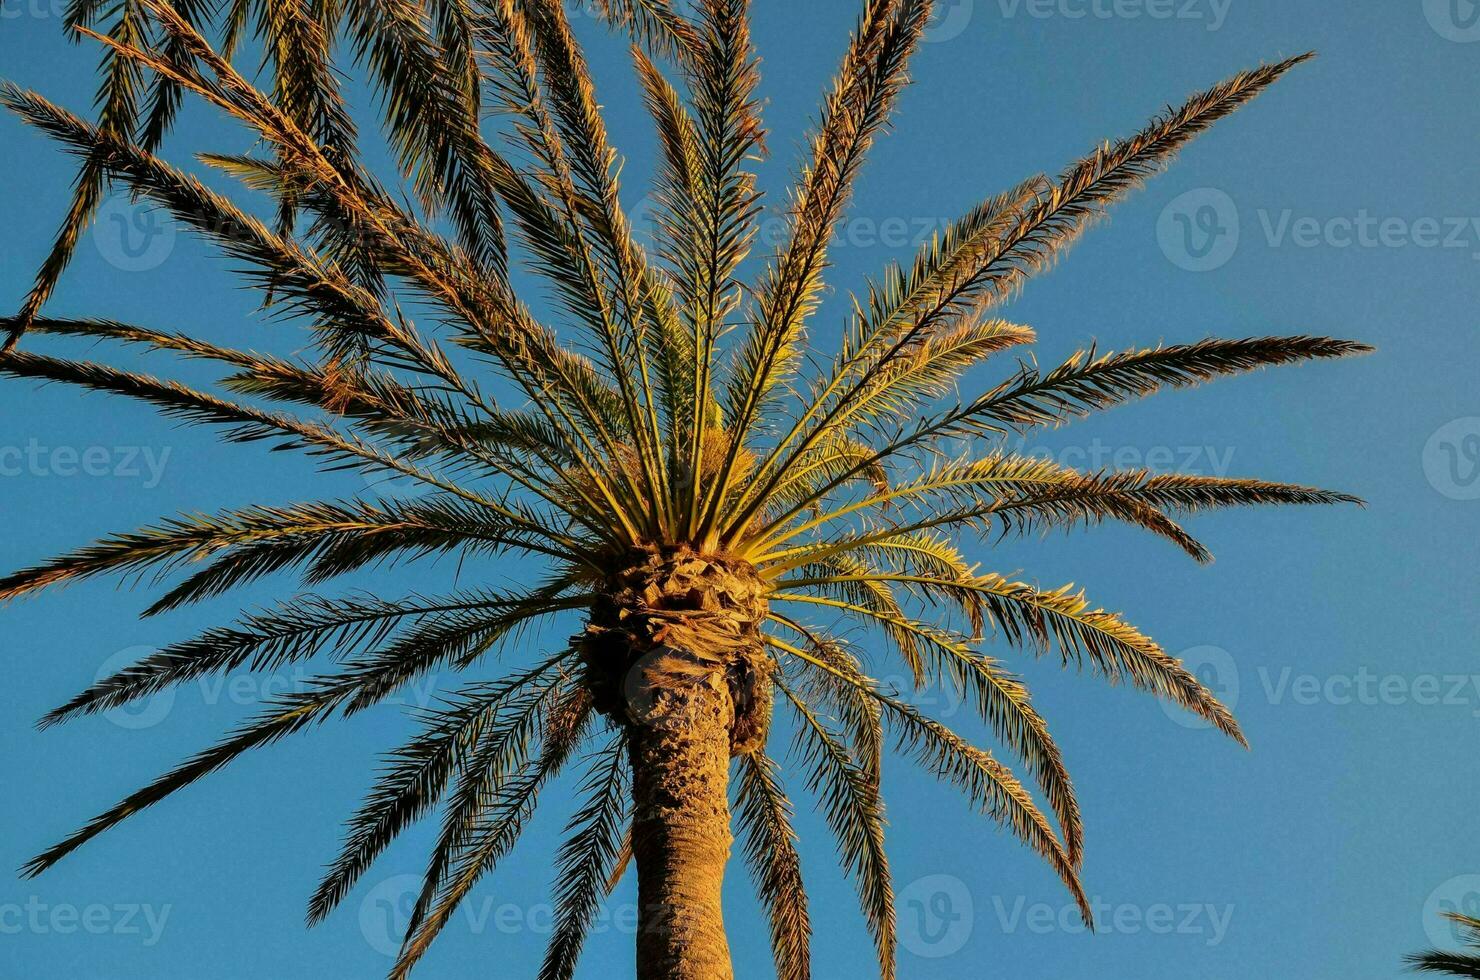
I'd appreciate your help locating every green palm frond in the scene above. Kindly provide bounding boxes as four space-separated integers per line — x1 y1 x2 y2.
771 635 1089 921
878 693 1090 920
336 0 505 272
786 629 884 781
44 590 580 727
1410 956 1480 978
943 335 1372 436
539 735 630 980
666 0 764 488
714 1 929 531
951 53 1316 317
392 687 594 980
787 554 925 685
734 749 811 980
779 678 895 980
0 497 579 605
308 653 575 922
729 180 1047 524
23 644 515 879
782 614 1082 866
4 0 147 351
774 571 1243 744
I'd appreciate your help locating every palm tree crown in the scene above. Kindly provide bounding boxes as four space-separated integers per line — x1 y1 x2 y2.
1 1 1368 978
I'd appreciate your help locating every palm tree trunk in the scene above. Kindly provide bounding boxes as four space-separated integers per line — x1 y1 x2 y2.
627 648 735 980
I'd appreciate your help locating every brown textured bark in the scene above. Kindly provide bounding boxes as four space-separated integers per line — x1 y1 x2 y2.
627 647 736 980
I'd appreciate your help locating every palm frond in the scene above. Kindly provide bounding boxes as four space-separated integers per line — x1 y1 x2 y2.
4 0 148 351
308 653 575 922
500 0 671 516
705 0 929 542
392 687 594 980
774 571 1244 745
661 0 764 518
771 610 1082 864
335 0 506 272
945 335 1373 435
0 497 578 607
590 0 701 63
1408 953 1480 978
770 635 1089 918
22 644 541 879
734 750 812 980
728 179 1046 527
804 555 927 683
779 679 894 979
42 590 577 727
947 54 1315 318
877 692 1090 921
63 13 636 481
539 735 630 980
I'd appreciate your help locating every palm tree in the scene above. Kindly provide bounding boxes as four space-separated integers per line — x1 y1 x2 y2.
0 1 1369 978
1411 914 1480 976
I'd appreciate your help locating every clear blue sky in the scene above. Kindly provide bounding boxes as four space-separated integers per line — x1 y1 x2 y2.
2 2 1477 978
